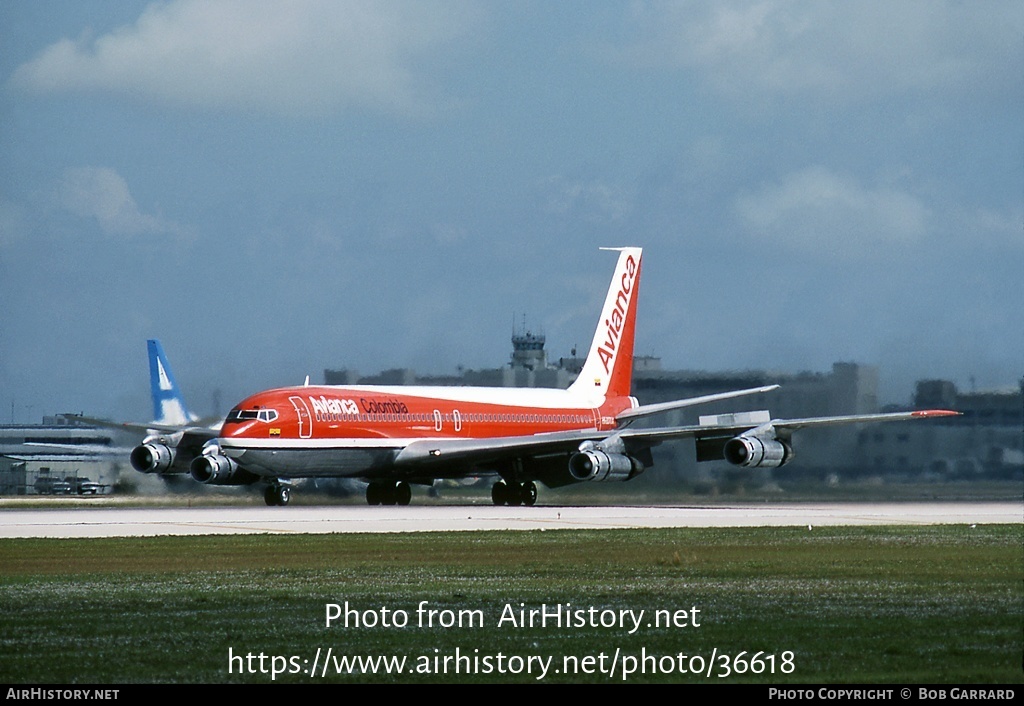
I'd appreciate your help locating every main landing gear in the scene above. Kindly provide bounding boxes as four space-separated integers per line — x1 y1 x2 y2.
491 480 537 506
264 483 291 506
366 480 412 506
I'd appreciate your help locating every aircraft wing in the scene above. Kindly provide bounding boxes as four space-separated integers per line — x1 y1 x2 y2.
626 408 959 468
77 414 220 476
763 409 959 432
394 408 960 473
77 416 222 436
5 452 126 463
618 408 960 442
21 441 135 454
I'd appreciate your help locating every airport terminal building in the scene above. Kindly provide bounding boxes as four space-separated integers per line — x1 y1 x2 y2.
0 414 132 496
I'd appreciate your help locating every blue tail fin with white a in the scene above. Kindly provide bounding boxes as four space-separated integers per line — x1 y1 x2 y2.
147 339 196 425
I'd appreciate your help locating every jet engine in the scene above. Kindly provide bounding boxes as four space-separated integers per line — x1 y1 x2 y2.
568 449 644 482
723 434 793 468
130 442 176 474
189 446 258 485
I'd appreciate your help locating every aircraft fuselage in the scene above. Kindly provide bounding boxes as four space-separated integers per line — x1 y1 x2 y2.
216 385 635 479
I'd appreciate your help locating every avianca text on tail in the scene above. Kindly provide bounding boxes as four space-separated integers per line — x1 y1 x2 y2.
596 251 637 375
119 247 959 506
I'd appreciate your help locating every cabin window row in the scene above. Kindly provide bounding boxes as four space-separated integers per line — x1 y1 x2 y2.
312 411 591 425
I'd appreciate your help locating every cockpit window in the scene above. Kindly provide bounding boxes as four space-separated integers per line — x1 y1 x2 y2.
228 408 279 423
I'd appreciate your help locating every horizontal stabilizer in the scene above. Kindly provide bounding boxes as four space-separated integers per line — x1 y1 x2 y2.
698 410 772 427
615 385 779 423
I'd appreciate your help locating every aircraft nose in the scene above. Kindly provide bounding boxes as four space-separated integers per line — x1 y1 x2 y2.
221 415 256 437
229 422 257 436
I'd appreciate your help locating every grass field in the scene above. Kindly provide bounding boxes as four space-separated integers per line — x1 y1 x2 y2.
0 524 1021 684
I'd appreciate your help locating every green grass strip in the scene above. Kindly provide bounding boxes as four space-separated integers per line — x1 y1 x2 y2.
0 525 1021 683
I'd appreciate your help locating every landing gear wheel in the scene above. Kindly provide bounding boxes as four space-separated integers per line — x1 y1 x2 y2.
491 481 508 506
366 482 383 506
521 481 538 506
264 484 291 506
367 481 411 506
395 481 412 506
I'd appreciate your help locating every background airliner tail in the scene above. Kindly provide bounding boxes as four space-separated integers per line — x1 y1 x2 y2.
147 339 196 426
567 247 642 403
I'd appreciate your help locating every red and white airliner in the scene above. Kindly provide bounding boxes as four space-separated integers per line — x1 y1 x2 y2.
130 247 957 506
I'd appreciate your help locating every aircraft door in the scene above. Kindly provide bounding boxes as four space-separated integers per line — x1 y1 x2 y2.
289 396 314 438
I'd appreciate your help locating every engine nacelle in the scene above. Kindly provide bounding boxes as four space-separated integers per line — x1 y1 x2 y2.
190 453 256 485
130 443 177 474
723 434 793 468
568 450 644 482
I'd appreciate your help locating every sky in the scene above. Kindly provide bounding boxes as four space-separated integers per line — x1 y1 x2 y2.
1 1 1022 424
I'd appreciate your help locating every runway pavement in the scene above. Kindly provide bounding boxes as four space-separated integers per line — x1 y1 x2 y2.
0 502 1019 538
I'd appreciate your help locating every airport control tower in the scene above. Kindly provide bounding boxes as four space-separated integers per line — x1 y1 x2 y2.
510 327 547 371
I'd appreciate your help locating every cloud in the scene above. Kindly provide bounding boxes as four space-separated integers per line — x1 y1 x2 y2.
55 166 189 239
609 1 1023 102
539 175 633 225
430 223 469 246
11 0 475 117
952 204 1024 252
733 166 929 254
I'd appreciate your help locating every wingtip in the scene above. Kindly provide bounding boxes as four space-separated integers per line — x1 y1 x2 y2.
911 409 961 418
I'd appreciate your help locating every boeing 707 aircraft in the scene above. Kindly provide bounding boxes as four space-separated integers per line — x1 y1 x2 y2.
123 248 956 506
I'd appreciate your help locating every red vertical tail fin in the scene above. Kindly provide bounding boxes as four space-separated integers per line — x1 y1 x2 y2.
567 247 642 404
